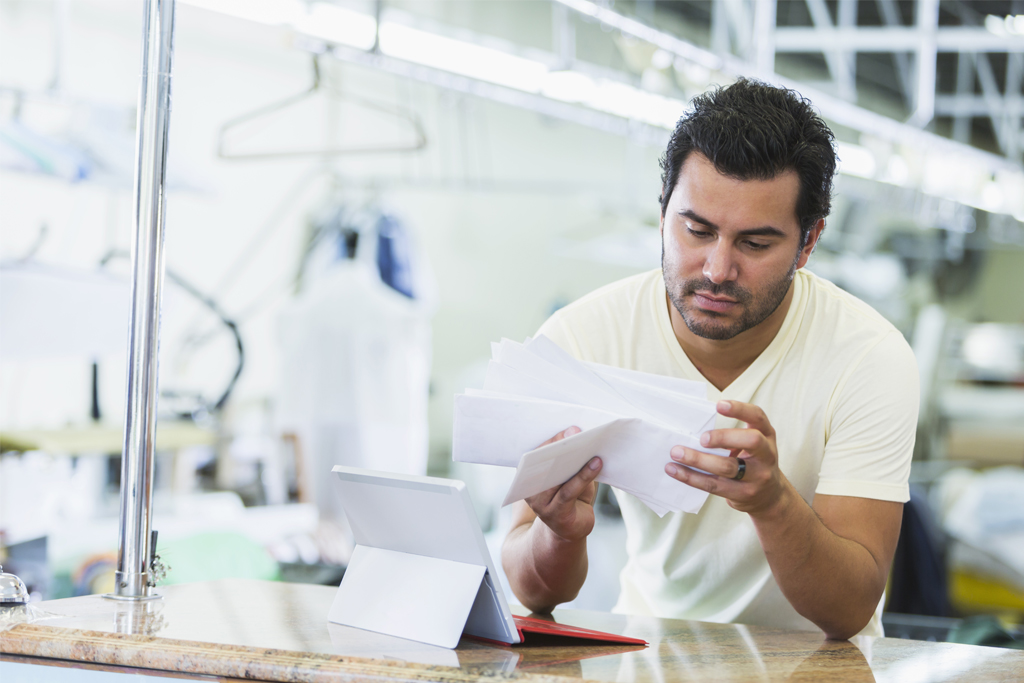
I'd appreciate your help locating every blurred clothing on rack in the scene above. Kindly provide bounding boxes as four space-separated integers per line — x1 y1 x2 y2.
276 205 434 524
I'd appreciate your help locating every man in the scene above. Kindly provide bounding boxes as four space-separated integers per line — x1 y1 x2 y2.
501 79 918 640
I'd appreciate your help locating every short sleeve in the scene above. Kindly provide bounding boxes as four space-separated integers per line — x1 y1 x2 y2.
815 331 919 503
536 310 584 359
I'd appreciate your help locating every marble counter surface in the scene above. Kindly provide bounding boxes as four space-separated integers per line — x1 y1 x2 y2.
1 579 1022 682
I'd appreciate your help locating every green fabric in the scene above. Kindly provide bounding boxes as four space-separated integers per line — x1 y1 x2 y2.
159 532 280 584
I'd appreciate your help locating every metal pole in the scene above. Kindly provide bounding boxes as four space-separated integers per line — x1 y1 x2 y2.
110 0 176 601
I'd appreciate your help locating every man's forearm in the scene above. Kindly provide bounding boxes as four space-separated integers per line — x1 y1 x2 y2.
502 519 589 613
751 485 892 639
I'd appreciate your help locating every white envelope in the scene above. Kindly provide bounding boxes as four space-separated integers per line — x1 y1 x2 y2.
452 393 621 467
583 361 708 399
521 336 714 434
501 418 728 516
457 335 725 516
453 393 687 515
483 361 582 405
523 336 693 429
492 339 637 416
595 376 717 435
521 336 631 400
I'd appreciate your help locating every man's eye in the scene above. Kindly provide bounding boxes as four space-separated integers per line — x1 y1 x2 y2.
745 241 770 250
687 228 712 238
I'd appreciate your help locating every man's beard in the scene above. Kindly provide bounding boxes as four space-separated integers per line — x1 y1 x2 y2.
663 250 798 341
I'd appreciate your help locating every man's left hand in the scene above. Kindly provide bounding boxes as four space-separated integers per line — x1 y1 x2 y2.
665 399 790 516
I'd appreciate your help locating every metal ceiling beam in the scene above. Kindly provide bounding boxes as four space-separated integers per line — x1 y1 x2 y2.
325 40 670 147
936 92 1024 142
976 52 1013 154
1012 0 1024 131
552 1 575 67
1004 52 1023 158
711 0 751 62
724 0 752 61
774 27 1024 52
951 52 974 142
805 0 855 100
909 0 939 127
936 93 1003 117
839 0 858 83
752 0 777 77
556 0 724 70
710 0 730 57
875 0 913 108
553 0 1021 171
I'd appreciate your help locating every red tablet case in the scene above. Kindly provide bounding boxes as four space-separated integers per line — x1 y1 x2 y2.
514 615 647 645
468 615 647 647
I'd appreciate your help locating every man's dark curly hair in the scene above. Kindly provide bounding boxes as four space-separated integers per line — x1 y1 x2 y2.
659 78 837 244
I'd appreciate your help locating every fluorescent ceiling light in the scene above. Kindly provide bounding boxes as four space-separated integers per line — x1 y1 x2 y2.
182 0 686 130
180 0 1024 224
379 23 548 94
650 49 674 70
180 0 304 26
541 71 599 104
980 181 1004 213
836 142 876 179
882 155 910 186
554 0 723 71
293 4 377 51
588 81 686 129
985 14 1024 36
376 22 687 130
542 71 687 129
995 170 1024 218
180 0 376 50
554 0 1022 221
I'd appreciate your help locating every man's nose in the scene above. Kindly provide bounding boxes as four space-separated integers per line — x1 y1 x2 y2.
703 242 738 284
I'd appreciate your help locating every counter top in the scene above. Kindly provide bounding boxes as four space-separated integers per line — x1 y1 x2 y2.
2 579 1022 682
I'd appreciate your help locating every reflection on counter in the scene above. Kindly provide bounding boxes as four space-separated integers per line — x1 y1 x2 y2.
112 598 166 636
3 580 1022 683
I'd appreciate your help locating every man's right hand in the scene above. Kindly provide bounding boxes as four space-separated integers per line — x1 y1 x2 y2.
522 426 603 542
502 426 603 612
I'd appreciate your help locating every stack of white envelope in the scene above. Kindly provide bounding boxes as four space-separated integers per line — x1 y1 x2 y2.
453 335 729 517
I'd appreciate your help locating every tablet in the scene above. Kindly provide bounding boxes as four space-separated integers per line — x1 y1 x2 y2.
329 465 521 645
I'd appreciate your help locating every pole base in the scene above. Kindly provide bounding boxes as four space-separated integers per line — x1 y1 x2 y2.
103 591 162 602
104 571 161 601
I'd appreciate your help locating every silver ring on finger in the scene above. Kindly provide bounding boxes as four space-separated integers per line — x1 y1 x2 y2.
732 459 746 481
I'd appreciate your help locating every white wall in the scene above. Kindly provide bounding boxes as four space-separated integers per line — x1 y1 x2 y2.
0 1 665 469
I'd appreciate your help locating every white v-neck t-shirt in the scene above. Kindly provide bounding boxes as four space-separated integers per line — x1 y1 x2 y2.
536 268 918 636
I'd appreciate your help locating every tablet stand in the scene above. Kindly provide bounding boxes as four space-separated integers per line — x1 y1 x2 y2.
328 545 511 649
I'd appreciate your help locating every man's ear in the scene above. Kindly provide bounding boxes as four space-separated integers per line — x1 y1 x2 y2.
796 219 825 270
658 190 667 237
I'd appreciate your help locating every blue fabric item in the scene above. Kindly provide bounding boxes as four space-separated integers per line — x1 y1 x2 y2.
888 485 950 617
375 213 415 299
0 121 93 181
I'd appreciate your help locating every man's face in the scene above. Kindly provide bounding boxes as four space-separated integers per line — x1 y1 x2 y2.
661 153 818 341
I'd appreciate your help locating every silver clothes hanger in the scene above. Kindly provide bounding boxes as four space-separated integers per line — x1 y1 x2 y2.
216 56 427 160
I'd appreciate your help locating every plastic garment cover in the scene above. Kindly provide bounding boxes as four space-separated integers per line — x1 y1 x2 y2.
0 603 60 631
276 259 432 523
932 466 1024 598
